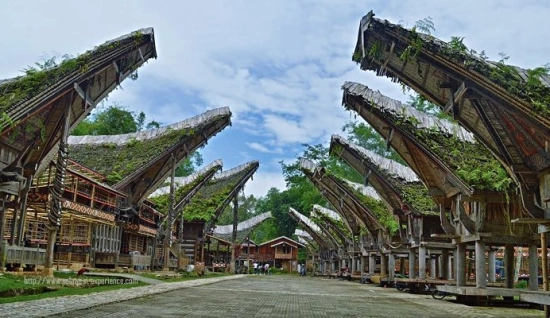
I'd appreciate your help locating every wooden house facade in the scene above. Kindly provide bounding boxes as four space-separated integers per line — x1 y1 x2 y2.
0 27 157 273
353 11 550 301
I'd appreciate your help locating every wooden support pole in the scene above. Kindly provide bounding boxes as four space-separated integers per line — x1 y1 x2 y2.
529 243 538 291
504 244 515 289
488 248 496 283
409 249 416 278
230 196 238 273
441 249 449 279
163 154 176 271
388 254 395 281
475 240 487 288
419 245 427 280
541 232 549 317
369 254 375 275
456 243 466 286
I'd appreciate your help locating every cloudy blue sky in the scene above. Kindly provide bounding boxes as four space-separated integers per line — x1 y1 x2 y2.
1 0 548 198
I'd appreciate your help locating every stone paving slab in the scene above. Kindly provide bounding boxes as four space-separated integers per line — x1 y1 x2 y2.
49 276 545 318
0 275 244 318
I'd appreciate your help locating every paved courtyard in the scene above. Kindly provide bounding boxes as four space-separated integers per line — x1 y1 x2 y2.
44 275 544 318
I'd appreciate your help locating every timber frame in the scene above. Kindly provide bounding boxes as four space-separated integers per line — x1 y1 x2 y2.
353 11 549 216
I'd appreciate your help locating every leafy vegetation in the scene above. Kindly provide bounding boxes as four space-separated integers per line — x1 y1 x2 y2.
180 164 257 221
380 106 513 191
149 164 222 214
69 115 224 185
354 15 550 118
0 30 149 114
332 172 399 234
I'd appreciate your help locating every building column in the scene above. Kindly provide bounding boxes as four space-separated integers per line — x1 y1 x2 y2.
504 244 515 289
409 249 416 278
475 240 487 288
488 248 496 283
529 243 539 291
388 254 395 281
380 253 387 276
360 255 365 278
418 245 427 280
430 256 437 279
456 243 466 286
441 250 449 279
351 256 356 273
369 253 375 275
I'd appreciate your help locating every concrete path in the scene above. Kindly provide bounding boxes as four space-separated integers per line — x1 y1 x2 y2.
1 275 244 318
84 272 164 285
47 276 544 318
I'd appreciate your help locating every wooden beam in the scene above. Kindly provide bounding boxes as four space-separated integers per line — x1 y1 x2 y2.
430 234 459 239
74 82 96 109
512 218 550 224
443 81 468 114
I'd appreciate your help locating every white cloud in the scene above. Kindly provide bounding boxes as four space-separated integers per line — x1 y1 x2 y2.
242 171 287 198
246 142 282 154
1 0 549 198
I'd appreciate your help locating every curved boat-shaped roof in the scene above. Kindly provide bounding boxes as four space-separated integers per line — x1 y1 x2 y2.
69 107 232 206
353 11 549 199
331 135 437 216
181 161 259 223
149 160 223 226
288 207 336 250
311 205 351 245
342 82 514 205
300 159 396 236
212 211 272 244
0 28 157 181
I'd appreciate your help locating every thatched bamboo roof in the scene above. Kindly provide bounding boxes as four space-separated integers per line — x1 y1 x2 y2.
294 230 319 253
212 211 271 244
299 159 397 236
312 204 341 221
311 205 352 246
68 107 232 206
288 207 336 250
331 135 437 216
181 160 259 223
353 11 549 192
148 160 223 221
0 28 156 183
342 82 515 205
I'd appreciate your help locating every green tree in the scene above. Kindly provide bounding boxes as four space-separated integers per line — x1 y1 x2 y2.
342 121 405 164
175 152 204 177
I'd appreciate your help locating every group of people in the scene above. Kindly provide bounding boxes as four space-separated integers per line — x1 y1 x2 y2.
252 261 270 275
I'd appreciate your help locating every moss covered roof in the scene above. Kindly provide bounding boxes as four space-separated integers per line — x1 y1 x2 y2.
331 135 437 216
353 11 550 118
343 82 514 192
148 160 223 214
179 161 259 222
0 28 155 121
311 205 352 243
68 108 231 186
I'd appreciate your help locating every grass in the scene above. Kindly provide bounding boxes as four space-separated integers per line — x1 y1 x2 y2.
0 271 146 304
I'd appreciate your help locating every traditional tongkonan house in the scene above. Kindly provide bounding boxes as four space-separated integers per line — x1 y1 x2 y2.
299 159 401 281
208 211 271 272
66 108 232 269
353 12 550 303
341 81 540 302
148 160 223 270
289 207 340 276
154 161 259 272
310 205 358 276
330 135 449 285
0 28 157 274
